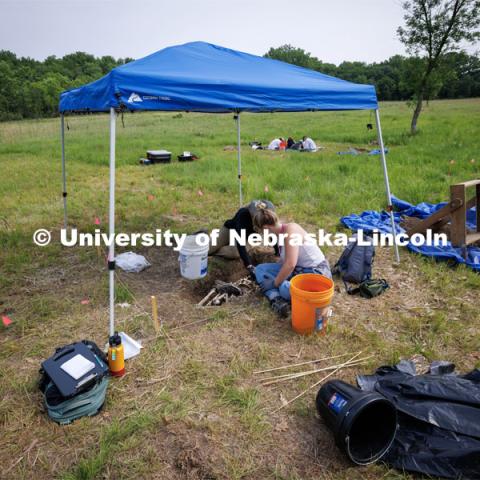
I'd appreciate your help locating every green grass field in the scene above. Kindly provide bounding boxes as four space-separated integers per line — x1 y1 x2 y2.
0 99 479 479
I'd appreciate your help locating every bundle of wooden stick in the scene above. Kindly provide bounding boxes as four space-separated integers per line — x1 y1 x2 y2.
254 351 372 412
197 276 257 307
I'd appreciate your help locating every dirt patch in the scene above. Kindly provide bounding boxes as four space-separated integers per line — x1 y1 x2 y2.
188 247 278 300
99 423 222 480
174 434 218 480
119 246 247 304
123 245 277 304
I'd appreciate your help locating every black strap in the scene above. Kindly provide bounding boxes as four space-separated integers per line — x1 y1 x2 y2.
344 279 360 295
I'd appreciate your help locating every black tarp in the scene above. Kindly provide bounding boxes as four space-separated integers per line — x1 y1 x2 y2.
357 361 480 479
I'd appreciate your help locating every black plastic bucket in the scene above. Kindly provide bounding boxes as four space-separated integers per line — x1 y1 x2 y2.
316 380 397 465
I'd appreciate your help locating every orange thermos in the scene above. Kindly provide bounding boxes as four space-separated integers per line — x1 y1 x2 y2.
108 332 125 377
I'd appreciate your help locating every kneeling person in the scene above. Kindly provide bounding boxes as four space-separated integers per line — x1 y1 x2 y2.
209 200 279 275
253 209 331 317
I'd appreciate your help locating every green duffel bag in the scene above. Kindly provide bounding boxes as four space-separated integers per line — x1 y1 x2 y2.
348 279 390 299
44 376 109 425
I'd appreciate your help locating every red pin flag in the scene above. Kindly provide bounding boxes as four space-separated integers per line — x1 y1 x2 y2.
80 299 90 305
2 316 12 327
94 217 101 225
198 190 204 196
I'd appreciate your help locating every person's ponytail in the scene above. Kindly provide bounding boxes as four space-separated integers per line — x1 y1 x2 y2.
253 209 279 230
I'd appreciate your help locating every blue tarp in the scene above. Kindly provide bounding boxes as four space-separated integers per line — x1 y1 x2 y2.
59 41 378 113
337 147 389 155
341 196 480 272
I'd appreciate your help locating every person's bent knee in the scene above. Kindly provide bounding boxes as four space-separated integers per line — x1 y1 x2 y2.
255 263 277 282
255 264 268 283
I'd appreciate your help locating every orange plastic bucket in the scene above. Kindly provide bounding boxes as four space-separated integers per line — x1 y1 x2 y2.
290 274 334 335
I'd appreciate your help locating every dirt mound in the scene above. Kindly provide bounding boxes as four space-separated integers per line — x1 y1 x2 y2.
122 246 277 303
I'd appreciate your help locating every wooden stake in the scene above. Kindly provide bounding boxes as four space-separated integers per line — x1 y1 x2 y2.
260 355 373 382
151 295 160 333
253 352 352 375
273 352 362 413
261 356 373 386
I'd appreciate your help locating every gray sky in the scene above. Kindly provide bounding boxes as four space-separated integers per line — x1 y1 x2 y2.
2 0 409 64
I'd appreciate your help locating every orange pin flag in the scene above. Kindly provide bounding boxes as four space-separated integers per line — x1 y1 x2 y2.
2 315 12 327
264 185 269 193
147 194 154 201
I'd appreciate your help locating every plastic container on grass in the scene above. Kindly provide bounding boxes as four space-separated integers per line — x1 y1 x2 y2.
290 274 334 335
316 380 397 465
179 234 209 280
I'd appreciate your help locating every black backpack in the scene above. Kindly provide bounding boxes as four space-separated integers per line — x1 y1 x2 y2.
333 235 390 299
332 234 375 284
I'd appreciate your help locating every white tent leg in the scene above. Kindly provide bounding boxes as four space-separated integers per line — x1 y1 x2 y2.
374 109 400 263
235 113 243 206
108 108 117 337
60 114 67 229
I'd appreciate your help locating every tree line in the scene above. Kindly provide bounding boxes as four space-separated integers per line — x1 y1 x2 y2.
265 45 480 104
0 46 478 122
0 51 132 121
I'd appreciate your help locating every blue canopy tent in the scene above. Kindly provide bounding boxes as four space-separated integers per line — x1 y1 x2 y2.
59 41 399 336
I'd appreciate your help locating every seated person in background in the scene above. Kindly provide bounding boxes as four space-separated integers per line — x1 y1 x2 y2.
208 200 279 276
302 136 317 152
253 209 331 318
267 137 285 150
287 137 303 150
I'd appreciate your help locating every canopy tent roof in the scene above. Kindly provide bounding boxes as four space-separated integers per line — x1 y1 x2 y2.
59 41 378 113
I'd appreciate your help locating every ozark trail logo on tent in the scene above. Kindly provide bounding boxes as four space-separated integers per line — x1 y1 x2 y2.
127 92 143 103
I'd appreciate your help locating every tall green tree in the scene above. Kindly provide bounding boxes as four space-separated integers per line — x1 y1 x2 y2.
398 0 480 134
264 45 319 69
0 61 19 119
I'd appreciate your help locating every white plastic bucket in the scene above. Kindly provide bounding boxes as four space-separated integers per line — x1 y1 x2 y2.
179 234 209 280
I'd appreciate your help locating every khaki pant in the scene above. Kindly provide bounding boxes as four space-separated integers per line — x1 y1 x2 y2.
208 226 240 259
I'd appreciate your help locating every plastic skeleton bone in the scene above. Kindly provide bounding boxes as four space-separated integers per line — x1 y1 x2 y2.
197 276 257 307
